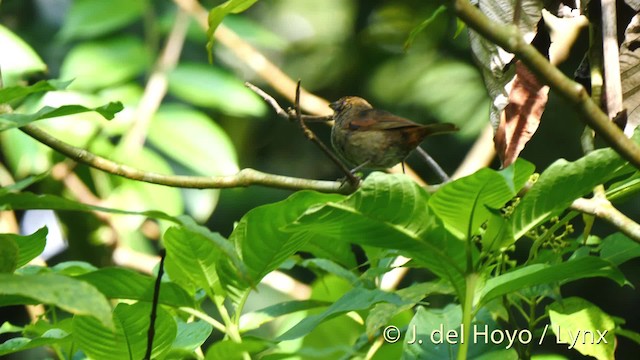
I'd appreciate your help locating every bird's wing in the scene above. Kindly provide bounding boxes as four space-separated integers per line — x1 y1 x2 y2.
346 109 420 131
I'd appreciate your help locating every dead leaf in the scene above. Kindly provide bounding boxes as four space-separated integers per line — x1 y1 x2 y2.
620 13 640 135
494 61 550 167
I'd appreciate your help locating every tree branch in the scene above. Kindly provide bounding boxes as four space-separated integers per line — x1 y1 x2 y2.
20 124 354 194
571 197 640 243
450 0 640 170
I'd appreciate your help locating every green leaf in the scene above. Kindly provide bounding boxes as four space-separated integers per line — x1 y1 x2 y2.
167 63 267 116
481 207 515 252
59 0 147 40
299 258 360 285
0 80 72 104
230 190 344 289
0 102 124 130
0 25 46 85
366 282 454 339
0 237 18 273
0 273 113 329
404 305 518 359
167 319 213 357
73 302 176 360
60 37 150 90
205 339 269 360
0 322 23 335
479 257 627 306
147 104 238 176
0 329 70 356
404 6 447 51
511 148 628 240
599 233 640 265
6 227 47 268
287 173 467 299
239 300 332 332
549 297 616 360
429 168 516 240
163 226 228 297
277 287 406 341
76 267 194 307
0 172 50 195
0 192 178 222
206 0 260 61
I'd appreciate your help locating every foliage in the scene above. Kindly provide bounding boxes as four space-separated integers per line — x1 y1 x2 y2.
1 0 640 360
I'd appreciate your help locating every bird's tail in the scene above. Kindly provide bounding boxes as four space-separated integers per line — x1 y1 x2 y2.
423 123 459 136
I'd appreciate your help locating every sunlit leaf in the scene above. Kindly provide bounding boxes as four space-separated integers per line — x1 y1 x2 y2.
59 0 147 40
549 297 616 360
0 102 123 130
0 273 113 329
60 37 150 90
0 25 46 85
167 63 266 116
205 0 260 62
73 302 175 360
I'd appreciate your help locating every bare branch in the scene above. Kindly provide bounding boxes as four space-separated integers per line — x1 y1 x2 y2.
20 124 354 194
571 197 640 243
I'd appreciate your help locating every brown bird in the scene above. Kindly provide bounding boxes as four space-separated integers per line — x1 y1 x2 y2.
330 96 458 171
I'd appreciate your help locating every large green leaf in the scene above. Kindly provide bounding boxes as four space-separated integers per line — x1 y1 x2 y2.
478 257 627 306
73 302 176 360
599 233 640 265
0 329 70 356
0 80 72 104
163 226 229 297
287 173 467 299
0 25 46 85
511 148 628 239
205 0 260 61
403 305 518 359
366 281 455 339
3 227 47 269
0 273 113 329
0 192 178 222
59 0 148 40
230 190 343 288
277 287 406 341
205 339 269 360
549 297 616 360
60 37 150 90
0 237 18 273
429 169 514 240
239 300 331 332
167 63 267 116
147 104 238 176
76 267 194 307
166 320 213 358
0 102 123 130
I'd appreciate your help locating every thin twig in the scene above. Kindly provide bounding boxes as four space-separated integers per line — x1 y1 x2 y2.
293 81 360 186
415 146 450 183
245 82 332 123
144 249 166 360
19 124 354 194
120 9 190 154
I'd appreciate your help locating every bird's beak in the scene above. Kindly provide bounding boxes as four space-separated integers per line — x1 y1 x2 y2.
329 100 340 112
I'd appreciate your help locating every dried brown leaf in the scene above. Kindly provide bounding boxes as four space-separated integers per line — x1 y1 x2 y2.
495 62 550 167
